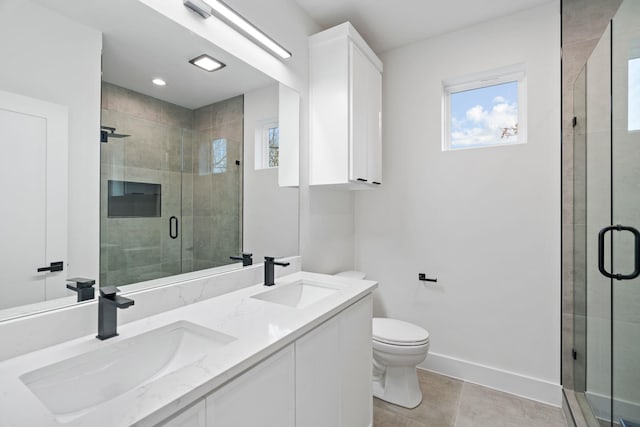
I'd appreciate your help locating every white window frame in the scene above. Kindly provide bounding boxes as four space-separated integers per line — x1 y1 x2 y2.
254 118 279 170
442 64 527 151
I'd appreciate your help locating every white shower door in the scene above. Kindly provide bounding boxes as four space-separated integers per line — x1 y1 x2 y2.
0 90 68 309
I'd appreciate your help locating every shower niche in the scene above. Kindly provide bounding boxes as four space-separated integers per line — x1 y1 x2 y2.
107 181 161 218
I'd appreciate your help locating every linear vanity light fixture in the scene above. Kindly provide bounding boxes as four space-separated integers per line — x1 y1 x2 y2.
183 0 292 59
189 54 226 72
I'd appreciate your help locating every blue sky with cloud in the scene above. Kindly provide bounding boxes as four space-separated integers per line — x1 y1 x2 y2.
629 58 640 131
450 81 519 149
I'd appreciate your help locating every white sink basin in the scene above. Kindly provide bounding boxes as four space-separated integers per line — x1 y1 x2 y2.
20 321 235 421
251 280 339 309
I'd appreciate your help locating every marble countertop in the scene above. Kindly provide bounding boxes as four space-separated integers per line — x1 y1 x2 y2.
0 271 377 426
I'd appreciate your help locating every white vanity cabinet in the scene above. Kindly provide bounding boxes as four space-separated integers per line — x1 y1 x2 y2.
309 22 383 189
160 400 206 427
157 294 373 427
296 295 373 427
206 345 295 427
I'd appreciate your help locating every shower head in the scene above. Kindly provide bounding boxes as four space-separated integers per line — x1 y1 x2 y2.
100 126 130 142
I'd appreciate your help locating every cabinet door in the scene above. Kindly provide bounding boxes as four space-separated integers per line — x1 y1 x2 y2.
296 295 373 427
296 314 341 427
349 41 370 183
340 295 373 427
159 399 206 427
367 66 382 185
206 345 295 427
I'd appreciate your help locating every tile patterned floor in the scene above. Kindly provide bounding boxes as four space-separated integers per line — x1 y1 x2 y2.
373 370 568 427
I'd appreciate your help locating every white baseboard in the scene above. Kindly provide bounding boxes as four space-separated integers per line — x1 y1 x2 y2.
586 390 640 424
420 352 562 407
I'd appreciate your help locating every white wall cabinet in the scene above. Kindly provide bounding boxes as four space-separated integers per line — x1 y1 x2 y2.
309 22 383 189
158 295 372 427
296 295 373 427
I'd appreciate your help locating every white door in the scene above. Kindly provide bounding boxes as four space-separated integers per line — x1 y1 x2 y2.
0 90 68 309
367 65 382 185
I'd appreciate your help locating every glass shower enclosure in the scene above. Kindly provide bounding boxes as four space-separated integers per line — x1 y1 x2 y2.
573 1 640 425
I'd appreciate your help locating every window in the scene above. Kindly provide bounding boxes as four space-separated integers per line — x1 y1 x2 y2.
629 57 640 132
267 126 279 167
443 65 526 151
212 138 227 174
198 138 227 175
254 119 279 170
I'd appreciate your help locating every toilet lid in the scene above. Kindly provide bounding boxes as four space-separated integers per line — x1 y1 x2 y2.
372 317 430 346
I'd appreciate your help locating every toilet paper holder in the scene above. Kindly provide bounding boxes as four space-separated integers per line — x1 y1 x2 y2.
418 273 437 283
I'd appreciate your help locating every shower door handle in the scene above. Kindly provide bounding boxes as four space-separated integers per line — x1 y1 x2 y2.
598 225 640 280
169 216 179 239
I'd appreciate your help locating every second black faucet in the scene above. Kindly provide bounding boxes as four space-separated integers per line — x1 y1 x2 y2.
264 257 290 286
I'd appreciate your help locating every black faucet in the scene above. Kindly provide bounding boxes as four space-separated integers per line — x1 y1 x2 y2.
66 278 96 302
96 286 135 340
264 257 290 286
230 253 253 266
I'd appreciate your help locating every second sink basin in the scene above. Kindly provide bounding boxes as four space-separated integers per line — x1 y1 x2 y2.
20 321 236 422
251 280 339 309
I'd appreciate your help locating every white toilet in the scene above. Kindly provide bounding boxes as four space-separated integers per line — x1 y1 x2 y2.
335 271 430 409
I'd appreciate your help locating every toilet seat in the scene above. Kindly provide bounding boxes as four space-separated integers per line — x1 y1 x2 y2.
373 317 430 346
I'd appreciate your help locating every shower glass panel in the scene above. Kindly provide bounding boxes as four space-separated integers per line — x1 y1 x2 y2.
573 1 640 425
181 127 243 273
612 1 640 425
573 26 613 426
100 83 243 287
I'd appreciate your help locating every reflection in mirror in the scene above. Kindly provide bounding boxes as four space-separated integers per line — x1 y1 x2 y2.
100 87 245 286
0 0 299 320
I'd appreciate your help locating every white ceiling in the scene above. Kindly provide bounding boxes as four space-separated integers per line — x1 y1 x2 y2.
33 0 275 109
293 0 553 53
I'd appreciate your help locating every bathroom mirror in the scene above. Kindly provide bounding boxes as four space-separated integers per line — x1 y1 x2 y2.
0 0 299 321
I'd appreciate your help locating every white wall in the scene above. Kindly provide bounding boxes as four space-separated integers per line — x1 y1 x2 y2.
243 84 299 262
0 0 102 281
354 2 562 405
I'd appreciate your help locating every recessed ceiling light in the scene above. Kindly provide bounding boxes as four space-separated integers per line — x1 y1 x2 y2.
152 78 167 86
189 54 226 72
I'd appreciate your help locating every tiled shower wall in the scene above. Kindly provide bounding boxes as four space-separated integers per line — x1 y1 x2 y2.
561 0 621 391
193 96 244 270
100 83 242 286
